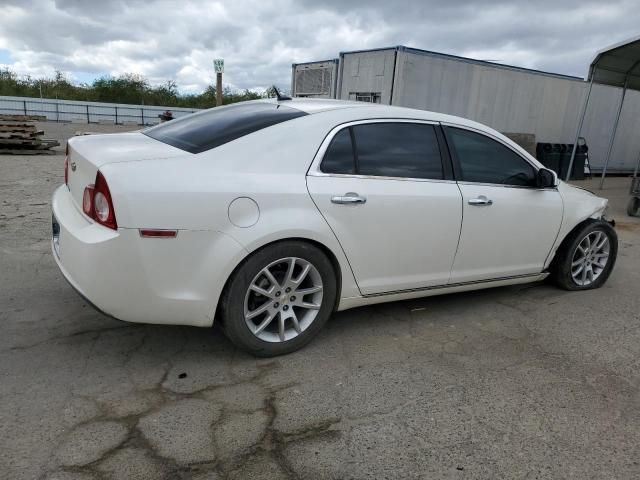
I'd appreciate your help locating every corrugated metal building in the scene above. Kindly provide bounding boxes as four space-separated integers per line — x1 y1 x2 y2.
292 46 640 172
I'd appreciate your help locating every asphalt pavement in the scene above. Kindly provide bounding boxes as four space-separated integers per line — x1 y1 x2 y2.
1 127 639 479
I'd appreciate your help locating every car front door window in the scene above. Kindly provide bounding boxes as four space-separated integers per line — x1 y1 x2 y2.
446 127 536 187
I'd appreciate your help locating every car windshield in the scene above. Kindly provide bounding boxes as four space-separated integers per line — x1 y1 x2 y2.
143 102 307 153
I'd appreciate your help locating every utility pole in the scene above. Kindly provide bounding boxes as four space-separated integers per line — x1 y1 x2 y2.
214 59 224 106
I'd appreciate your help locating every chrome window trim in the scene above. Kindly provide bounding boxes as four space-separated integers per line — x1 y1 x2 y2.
307 118 444 182
310 172 457 185
456 180 558 192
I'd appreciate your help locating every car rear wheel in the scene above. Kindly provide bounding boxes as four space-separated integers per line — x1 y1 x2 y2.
550 219 618 290
220 241 337 356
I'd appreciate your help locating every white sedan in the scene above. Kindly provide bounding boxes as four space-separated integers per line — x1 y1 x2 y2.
52 99 617 356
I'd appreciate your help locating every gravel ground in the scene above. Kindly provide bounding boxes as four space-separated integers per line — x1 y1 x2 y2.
1 123 640 479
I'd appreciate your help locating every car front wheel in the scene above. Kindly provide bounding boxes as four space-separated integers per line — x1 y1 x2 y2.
550 219 618 290
220 241 337 356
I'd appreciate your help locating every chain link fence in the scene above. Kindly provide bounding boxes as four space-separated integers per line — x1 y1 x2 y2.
0 95 200 125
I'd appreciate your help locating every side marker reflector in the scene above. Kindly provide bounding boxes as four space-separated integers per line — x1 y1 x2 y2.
139 229 178 238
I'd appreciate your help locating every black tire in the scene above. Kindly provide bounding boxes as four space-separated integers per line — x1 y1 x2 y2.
627 196 640 217
550 219 618 291
220 241 337 357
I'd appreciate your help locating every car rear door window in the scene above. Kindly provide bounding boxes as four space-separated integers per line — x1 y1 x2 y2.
143 102 307 154
353 123 443 179
320 128 356 174
321 122 444 180
446 127 536 186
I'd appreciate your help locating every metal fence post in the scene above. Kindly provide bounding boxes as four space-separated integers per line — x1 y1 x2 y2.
56 100 59 122
141 108 145 126
86 105 90 123
23 100 27 115
566 74 595 181
599 79 628 189
115 106 118 125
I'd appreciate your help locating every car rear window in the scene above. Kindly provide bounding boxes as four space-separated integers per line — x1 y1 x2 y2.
143 102 307 153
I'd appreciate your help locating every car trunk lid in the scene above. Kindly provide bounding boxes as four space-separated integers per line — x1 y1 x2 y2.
65 132 186 214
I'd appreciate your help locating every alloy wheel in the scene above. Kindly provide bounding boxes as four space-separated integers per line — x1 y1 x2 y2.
244 257 324 342
571 230 610 286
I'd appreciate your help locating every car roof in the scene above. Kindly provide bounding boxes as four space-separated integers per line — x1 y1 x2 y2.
268 98 541 166
276 97 490 129
265 98 471 124
253 97 366 113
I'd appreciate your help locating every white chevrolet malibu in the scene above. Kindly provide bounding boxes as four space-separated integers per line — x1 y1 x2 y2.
52 99 617 356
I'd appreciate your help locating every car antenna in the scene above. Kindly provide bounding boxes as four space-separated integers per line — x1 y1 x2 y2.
272 85 292 101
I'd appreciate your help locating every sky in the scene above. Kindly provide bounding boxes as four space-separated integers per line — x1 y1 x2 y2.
0 0 638 93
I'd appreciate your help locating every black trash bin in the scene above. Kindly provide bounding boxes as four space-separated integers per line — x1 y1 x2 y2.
536 143 563 176
536 142 550 165
561 144 586 180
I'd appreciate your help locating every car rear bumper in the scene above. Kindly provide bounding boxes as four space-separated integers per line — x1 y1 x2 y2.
51 185 247 327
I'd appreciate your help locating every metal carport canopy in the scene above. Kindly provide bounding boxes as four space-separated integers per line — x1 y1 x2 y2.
567 35 640 188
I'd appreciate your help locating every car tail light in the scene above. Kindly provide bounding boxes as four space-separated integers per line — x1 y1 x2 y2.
81 171 117 230
82 185 95 216
93 171 117 230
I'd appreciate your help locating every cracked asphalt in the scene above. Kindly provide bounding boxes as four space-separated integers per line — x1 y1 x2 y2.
1 124 640 479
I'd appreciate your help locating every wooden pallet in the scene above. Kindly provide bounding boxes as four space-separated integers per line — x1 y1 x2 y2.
0 114 58 153
0 122 38 130
0 114 47 122
0 138 59 149
0 148 57 155
0 131 44 139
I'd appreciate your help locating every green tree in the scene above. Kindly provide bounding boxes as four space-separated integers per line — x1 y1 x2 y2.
0 67 275 109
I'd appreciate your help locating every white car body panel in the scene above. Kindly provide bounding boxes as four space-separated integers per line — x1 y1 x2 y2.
338 273 549 311
51 98 611 328
307 176 462 294
450 184 563 283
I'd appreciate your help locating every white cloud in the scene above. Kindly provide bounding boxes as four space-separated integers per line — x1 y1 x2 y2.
0 0 637 91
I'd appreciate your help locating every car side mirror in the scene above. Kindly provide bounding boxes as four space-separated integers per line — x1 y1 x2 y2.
536 168 557 188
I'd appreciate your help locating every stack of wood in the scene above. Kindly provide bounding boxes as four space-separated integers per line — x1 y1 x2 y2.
0 114 60 155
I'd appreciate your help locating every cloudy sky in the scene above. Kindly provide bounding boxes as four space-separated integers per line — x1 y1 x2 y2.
0 0 637 93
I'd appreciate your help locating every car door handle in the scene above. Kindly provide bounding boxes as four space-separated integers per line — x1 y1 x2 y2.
468 195 493 206
331 192 367 205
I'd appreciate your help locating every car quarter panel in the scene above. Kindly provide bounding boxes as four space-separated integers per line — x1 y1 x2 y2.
52 185 247 327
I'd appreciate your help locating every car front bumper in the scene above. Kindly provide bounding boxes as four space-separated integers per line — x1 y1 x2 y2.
51 185 247 327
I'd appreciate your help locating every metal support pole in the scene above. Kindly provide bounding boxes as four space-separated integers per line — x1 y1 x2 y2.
599 79 628 189
23 100 27 116
216 72 223 106
115 106 118 125
141 108 145 126
630 149 640 195
86 105 90 123
566 75 594 181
